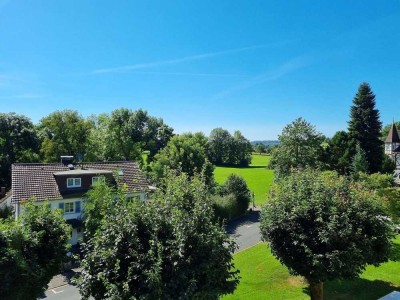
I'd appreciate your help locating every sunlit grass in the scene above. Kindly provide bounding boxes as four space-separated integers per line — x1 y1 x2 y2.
214 154 274 206
222 236 400 300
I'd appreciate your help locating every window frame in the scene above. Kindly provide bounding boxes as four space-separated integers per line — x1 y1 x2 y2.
64 202 74 214
67 177 81 188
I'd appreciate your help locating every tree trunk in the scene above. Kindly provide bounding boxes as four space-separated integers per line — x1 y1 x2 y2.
309 281 323 300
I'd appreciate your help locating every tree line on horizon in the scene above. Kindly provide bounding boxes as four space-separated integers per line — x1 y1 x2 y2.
0 108 253 189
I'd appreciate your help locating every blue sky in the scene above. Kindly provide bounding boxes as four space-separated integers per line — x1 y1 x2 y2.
1 0 399 140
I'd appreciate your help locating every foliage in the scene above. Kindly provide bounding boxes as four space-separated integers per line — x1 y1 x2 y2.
260 169 395 300
0 205 13 219
269 118 325 177
376 188 400 224
150 132 214 186
254 143 267 154
0 113 39 187
381 154 396 175
217 174 251 217
208 128 252 167
212 194 239 220
214 154 273 206
38 110 93 162
79 174 239 300
87 109 174 163
358 172 394 190
208 128 232 165
351 144 369 178
348 82 383 173
0 201 70 299
327 131 354 175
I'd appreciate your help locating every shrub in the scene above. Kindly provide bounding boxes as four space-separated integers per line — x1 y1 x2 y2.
213 194 240 220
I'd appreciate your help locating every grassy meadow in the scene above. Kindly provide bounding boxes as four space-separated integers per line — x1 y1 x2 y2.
214 154 274 206
222 236 400 300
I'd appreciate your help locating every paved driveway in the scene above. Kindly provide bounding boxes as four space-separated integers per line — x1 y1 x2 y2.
226 210 261 252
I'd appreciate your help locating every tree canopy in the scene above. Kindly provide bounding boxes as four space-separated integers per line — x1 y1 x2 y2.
208 128 252 167
38 110 93 162
0 201 70 299
269 118 325 177
150 132 214 185
260 169 394 300
0 113 39 187
79 173 239 300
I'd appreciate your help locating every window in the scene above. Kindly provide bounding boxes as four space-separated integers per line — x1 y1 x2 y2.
65 202 74 213
67 178 81 188
92 176 105 184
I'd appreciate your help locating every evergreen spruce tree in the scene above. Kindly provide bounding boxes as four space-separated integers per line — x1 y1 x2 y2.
348 82 383 173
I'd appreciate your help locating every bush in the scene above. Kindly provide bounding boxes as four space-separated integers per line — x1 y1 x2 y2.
215 174 251 220
358 172 394 190
213 194 240 220
376 187 400 224
223 174 251 212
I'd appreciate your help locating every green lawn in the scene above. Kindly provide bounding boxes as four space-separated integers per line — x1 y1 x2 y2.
214 154 274 206
223 236 400 300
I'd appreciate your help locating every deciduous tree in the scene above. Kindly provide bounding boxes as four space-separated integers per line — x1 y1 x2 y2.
0 113 39 187
79 174 239 300
0 201 70 299
38 110 93 162
269 118 324 177
260 170 394 300
150 132 214 185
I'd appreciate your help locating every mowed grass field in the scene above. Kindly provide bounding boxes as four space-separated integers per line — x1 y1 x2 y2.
222 236 400 300
214 154 274 206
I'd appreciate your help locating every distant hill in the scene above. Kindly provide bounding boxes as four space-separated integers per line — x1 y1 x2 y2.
251 140 280 146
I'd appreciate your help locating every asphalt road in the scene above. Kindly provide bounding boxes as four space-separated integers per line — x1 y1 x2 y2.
42 211 262 300
43 284 82 300
226 211 261 252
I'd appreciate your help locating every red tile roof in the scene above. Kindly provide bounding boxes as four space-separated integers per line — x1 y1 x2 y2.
11 161 149 203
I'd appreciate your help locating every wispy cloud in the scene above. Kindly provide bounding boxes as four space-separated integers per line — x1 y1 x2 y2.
211 55 312 100
115 71 249 77
0 93 46 100
92 43 290 74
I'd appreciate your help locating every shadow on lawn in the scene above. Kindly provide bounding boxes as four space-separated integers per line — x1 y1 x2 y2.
217 165 268 169
302 278 400 300
226 211 260 235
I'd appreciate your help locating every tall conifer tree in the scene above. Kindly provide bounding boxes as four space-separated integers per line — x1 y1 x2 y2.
348 82 383 173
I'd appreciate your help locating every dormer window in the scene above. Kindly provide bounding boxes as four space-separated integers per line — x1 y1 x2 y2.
92 176 105 184
67 178 81 188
